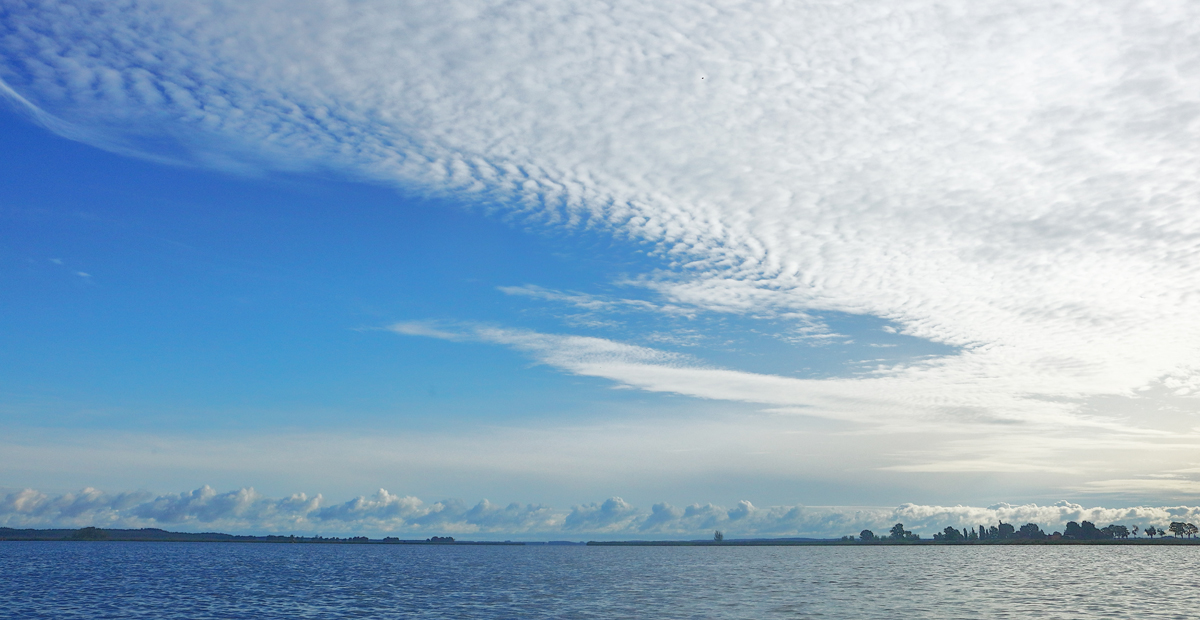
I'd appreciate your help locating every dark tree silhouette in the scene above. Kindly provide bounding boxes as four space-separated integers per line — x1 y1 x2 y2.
933 526 964 541
1102 525 1129 539
1017 523 1045 539
1064 521 1107 540
71 527 107 541
860 529 876 542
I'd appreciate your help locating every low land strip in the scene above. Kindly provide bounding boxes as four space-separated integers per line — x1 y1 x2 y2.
4 527 1200 545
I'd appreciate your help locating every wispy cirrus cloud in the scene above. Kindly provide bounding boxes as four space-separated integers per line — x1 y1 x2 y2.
389 321 1200 476
388 322 1161 435
498 285 679 315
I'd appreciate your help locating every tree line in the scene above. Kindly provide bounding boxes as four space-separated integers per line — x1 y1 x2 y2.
841 520 1200 542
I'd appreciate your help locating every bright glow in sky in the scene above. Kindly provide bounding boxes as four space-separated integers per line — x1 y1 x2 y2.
3 0 1200 538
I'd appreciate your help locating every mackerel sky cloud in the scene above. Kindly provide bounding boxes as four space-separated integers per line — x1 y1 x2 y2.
3 0 1200 525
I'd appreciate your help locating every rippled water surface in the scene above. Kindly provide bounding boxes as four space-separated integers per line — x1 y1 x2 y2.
4 542 1200 618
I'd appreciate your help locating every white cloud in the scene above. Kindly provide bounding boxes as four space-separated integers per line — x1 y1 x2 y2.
499 285 676 314
127 486 321 532
3 1 1200 465
564 497 640 532
312 492 561 533
388 323 1200 477
389 322 1157 434
6 486 1200 539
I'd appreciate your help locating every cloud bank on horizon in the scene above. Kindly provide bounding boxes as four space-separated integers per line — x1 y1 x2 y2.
5 486 1200 539
3 0 1200 471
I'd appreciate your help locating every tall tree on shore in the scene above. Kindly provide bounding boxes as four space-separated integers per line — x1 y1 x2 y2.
934 526 964 541
1017 523 1045 539
1102 525 1129 539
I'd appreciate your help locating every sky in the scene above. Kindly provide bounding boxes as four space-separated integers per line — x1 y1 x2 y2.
2 0 1200 539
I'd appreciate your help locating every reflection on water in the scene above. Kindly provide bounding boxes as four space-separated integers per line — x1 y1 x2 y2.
4 542 1199 618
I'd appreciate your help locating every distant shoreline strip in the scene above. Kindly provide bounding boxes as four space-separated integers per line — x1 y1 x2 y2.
4 527 1200 545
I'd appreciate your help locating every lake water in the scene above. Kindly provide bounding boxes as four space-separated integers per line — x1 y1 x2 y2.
4 542 1198 618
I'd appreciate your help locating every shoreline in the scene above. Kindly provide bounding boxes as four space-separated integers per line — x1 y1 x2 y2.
586 539 1200 546
4 527 1199 545
0 527 525 545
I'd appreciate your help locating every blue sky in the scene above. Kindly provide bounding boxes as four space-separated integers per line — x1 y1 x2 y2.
3 0 1200 538
1 107 952 434
2 109 630 431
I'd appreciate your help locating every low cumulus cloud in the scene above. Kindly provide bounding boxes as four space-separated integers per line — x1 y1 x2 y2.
5 487 1200 539
564 497 640 532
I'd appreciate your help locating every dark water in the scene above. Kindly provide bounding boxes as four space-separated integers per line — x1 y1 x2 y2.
3 542 1198 618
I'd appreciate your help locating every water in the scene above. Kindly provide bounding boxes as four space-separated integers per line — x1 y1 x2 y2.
3 542 1198 618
